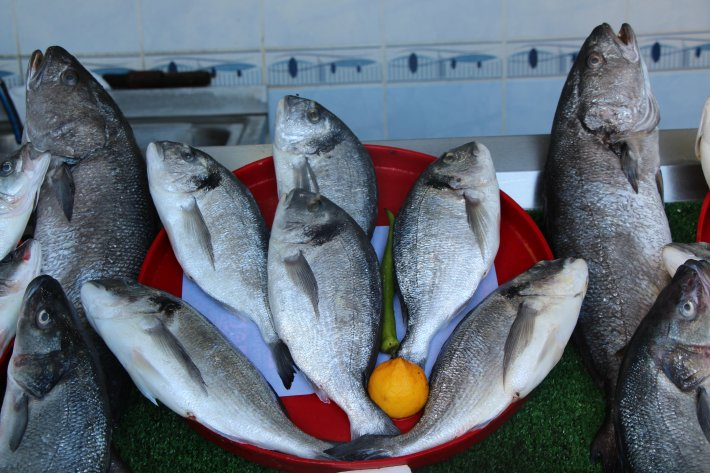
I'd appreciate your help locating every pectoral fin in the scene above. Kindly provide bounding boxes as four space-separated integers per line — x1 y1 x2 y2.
180 197 215 269
46 160 75 221
4 384 28 452
503 301 538 385
284 251 320 318
465 195 493 253
620 142 639 194
294 158 319 194
696 386 710 443
144 318 207 394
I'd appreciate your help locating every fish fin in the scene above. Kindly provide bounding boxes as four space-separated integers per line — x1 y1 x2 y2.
502 301 538 386
144 318 207 395
180 197 215 270
696 100 709 160
464 194 492 253
295 158 319 193
11 352 67 399
324 435 391 460
5 386 28 452
269 340 297 390
619 142 639 193
697 386 710 443
130 350 161 405
655 170 664 201
46 160 75 221
284 251 320 319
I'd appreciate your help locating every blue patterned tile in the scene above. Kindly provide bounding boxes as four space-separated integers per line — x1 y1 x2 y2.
507 41 579 78
639 33 710 72
386 82 504 140
387 45 503 82
266 49 382 86
505 78 565 135
267 87 386 142
141 0 261 52
145 52 262 87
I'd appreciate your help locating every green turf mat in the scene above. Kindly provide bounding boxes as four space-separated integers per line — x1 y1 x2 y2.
112 201 703 473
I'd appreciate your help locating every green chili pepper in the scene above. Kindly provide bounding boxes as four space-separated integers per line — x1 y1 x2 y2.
380 209 399 356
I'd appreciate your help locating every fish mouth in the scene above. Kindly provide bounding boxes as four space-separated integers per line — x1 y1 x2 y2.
26 49 46 88
617 23 634 46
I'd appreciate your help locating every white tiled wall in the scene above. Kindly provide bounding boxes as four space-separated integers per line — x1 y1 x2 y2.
1 0 708 140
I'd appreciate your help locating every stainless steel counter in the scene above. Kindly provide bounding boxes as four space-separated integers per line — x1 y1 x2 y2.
203 128 705 209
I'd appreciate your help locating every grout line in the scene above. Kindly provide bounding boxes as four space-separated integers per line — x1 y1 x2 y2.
135 0 145 69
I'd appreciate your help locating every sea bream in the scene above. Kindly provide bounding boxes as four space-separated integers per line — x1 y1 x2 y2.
273 95 378 237
0 145 50 260
0 239 42 358
616 259 710 472
542 23 671 469
0 275 111 472
267 188 398 439
327 258 588 459
146 141 296 389
81 279 333 460
393 141 500 369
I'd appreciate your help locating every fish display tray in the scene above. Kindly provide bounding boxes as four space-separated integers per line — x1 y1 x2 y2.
696 191 710 242
137 144 553 472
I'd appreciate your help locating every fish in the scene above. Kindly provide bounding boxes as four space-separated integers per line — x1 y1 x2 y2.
0 239 42 357
23 46 159 414
696 97 710 188
80 278 333 460
0 145 50 260
272 95 378 237
327 258 588 459
393 141 500 368
662 242 710 276
0 275 111 472
542 23 671 470
267 188 398 439
615 259 710 472
145 140 296 389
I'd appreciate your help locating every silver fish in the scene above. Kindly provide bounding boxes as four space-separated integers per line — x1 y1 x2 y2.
0 145 50 260
327 258 588 459
146 140 295 389
616 259 710 472
273 95 378 237
542 23 671 469
81 279 333 460
393 141 500 368
268 188 398 439
0 239 42 357
0 275 111 472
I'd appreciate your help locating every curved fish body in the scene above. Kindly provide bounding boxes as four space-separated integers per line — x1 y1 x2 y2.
0 275 111 472
327 258 588 459
393 141 500 368
81 279 332 460
273 95 377 237
24 46 158 311
268 189 397 439
146 141 295 389
696 97 710 188
0 239 42 357
0 145 50 260
542 23 671 468
616 259 710 472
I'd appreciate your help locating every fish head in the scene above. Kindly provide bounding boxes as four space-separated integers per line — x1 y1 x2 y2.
273 188 347 245
660 259 710 347
0 239 42 299
13 275 79 362
146 141 222 195
273 95 347 157
431 142 496 190
0 145 51 211
571 23 659 137
25 46 109 158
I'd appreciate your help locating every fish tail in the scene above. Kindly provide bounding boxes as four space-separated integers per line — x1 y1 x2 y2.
324 435 393 461
270 340 297 390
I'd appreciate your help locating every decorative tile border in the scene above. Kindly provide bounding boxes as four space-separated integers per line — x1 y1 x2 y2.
387 45 503 82
144 52 262 87
266 48 382 86
640 34 710 72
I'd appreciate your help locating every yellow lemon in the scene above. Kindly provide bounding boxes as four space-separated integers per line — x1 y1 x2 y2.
367 357 429 419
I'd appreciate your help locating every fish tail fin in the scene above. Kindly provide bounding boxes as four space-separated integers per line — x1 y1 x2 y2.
324 435 393 461
270 340 297 390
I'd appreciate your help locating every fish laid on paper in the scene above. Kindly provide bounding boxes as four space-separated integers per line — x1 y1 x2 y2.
393 141 500 369
146 140 296 389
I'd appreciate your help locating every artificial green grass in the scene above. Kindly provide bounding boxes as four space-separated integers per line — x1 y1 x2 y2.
112 201 703 473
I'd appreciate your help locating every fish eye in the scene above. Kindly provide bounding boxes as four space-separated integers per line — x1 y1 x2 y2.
0 160 13 176
306 107 321 124
679 300 696 319
183 152 196 162
61 69 78 86
442 152 457 164
307 198 321 213
36 309 52 327
586 52 604 69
